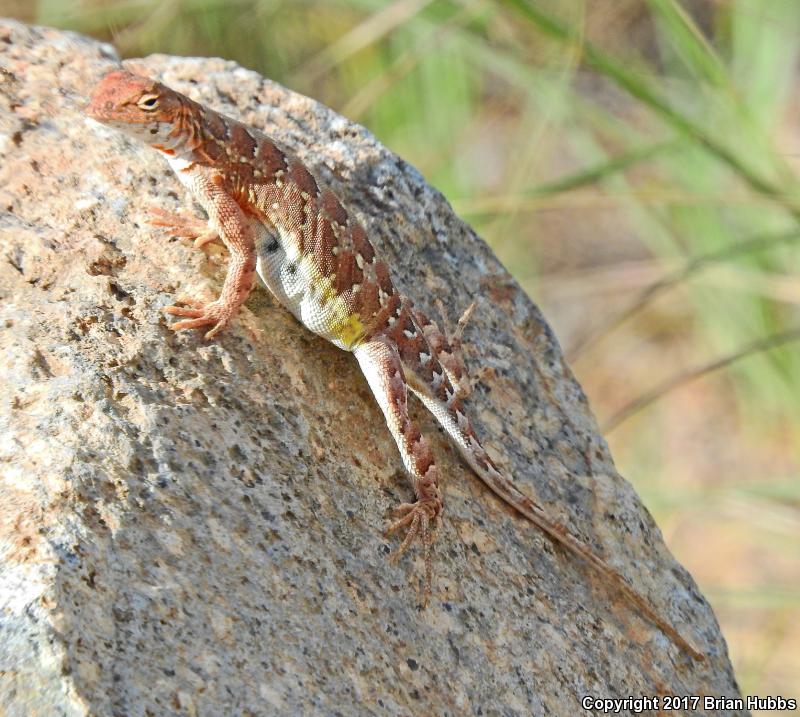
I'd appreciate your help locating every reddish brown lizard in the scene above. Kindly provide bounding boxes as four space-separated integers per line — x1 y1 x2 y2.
85 70 703 661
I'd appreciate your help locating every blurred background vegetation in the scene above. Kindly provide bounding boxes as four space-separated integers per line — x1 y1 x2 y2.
5 0 798 701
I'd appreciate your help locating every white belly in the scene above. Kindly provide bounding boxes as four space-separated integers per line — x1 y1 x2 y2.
253 223 357 351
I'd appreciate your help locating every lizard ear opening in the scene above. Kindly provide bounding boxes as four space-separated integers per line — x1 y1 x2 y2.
138 94 160 111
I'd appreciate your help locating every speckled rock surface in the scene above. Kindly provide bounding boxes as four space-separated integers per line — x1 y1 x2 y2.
0 19 745 717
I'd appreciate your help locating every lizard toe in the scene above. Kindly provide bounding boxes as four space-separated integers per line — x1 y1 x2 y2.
147 206 219 249
386 498 441 606
164 300 230 338
163 305 205 318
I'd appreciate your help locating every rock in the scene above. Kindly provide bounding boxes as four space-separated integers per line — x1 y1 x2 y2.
0 19 744 717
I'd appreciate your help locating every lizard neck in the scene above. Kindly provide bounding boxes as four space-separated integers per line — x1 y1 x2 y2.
151 97 204 158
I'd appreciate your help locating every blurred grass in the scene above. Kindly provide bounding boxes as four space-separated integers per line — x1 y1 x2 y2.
10 0 799 700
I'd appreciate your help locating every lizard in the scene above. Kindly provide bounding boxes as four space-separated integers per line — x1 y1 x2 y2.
85 69 703 661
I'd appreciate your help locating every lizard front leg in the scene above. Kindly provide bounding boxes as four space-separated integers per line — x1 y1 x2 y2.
353 337 443 605
163 175 257 339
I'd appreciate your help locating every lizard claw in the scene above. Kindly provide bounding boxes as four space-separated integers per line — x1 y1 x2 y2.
164 299 230 339
386 498 442 606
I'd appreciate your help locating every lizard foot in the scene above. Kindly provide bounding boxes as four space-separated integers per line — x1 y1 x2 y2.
148 207 220 249
386 498 442 606
164 298 231 340
413 299 477 400
435 297 476 346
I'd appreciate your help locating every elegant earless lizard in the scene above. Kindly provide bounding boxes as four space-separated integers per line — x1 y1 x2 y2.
86 70 702 661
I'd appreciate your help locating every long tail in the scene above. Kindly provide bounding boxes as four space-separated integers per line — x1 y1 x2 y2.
401 307 704 661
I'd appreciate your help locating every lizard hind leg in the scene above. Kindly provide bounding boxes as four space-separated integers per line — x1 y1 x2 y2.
411 301 475 400
400 335 706 661
352 338 444 606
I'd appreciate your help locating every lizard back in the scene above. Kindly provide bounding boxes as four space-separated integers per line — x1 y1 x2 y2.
162 90 402 351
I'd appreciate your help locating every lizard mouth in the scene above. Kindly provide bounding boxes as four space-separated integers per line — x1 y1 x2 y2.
84 95 118 123
83 100 104 121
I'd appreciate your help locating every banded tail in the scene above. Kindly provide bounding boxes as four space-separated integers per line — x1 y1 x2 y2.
398 304 704 661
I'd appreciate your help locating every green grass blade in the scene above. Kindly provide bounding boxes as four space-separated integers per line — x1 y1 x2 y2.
499 0 800 221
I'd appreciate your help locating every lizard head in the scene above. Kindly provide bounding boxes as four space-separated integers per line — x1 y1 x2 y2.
86 70 187 149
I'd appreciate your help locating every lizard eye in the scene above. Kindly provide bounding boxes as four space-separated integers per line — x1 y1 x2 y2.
138 95 160 111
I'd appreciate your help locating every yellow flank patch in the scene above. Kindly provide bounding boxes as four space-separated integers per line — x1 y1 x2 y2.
333 312 365 348
299 256 365 349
